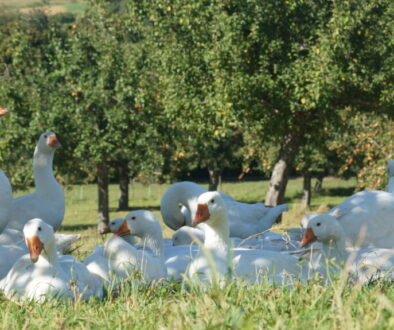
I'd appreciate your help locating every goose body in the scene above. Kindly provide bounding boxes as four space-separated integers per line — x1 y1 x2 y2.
0 170 12 234
301 215 394 284
164 245 199 280
1 219 103 302
103 211 167 282
387 159 394 193
6 132 64 232
161 181 288 238
172 224 300 251
310 190 394 248
187 192 302 285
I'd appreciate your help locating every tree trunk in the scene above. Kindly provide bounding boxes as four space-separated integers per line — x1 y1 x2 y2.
208 169 221 191
117 163 129 211
97 161 110 233
302 171 312 208
265 134 300 207
314 173 324 192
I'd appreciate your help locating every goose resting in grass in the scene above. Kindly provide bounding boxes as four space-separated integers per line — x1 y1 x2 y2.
92 213 198 281
301 160 394 249
161 181 288 238
0 219 103 302
6 132 65 232
300 215 394 284
171 224 300 252
187 192 303 285
301 188 394 249
103 211 167 282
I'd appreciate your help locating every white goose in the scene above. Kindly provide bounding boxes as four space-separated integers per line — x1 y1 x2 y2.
172 224 300 252
187 192 303 285
387 159 394 193
103 211 167 282
104 215 198 281
0 170 12 234
0 107 12 234
300 215 394 284
305 188 394 249
161 181 288 238
107 217 136 246
1 219 103 301
6 132 64 232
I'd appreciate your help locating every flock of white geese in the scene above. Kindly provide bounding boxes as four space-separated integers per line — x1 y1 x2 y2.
1 107 394 302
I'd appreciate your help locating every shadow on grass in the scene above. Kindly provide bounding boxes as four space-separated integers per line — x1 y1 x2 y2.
320 186 356 197
290 186 356 201
110 205 161 212
60 224 96 231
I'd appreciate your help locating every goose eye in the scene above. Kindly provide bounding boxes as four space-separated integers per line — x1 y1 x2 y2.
38 227 42 231
316 223 321 227
44 135 47 138
131 216 136 220
210 199 215 204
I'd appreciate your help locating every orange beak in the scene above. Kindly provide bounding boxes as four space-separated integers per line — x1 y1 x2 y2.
300 228 317 248
0 107 9 117
47 135 61 148
114 221 131 237
26 235 44 263
192 203 210 226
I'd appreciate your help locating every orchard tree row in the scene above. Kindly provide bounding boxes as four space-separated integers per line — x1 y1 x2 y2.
0 0 392 229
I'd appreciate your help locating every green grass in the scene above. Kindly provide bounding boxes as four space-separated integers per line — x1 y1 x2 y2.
0 0 87 15
2 178 394 329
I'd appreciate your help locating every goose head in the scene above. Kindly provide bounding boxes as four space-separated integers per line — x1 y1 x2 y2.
23 218 55 263
300 214 343 248
172 226 204 246
36 132 61 154
114 210 161 239
108 217 126 235
192 191 227 228
0 106 9 117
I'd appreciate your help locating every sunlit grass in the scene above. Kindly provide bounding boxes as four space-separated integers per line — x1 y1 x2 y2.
4 178 392 329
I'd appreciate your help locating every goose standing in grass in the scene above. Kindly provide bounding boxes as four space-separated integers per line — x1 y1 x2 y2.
161 181 288 238
187 191 303 285
300 215 394 284
6 132 65 232
0 170 12 234
0 219 103 302
0 107 12 234
103 211 167 282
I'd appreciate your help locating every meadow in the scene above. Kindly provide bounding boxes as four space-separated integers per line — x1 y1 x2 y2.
0 0 87 15
2 177 394 329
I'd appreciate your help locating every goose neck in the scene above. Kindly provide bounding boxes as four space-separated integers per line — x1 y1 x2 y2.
41 239 59 264
203 218 230 254
140 232 164 258
33 149 60 195
321 232 346 264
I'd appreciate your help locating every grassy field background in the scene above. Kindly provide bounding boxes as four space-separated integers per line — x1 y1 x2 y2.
57 177 357 258
3 177 394 329
0 0 87 15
